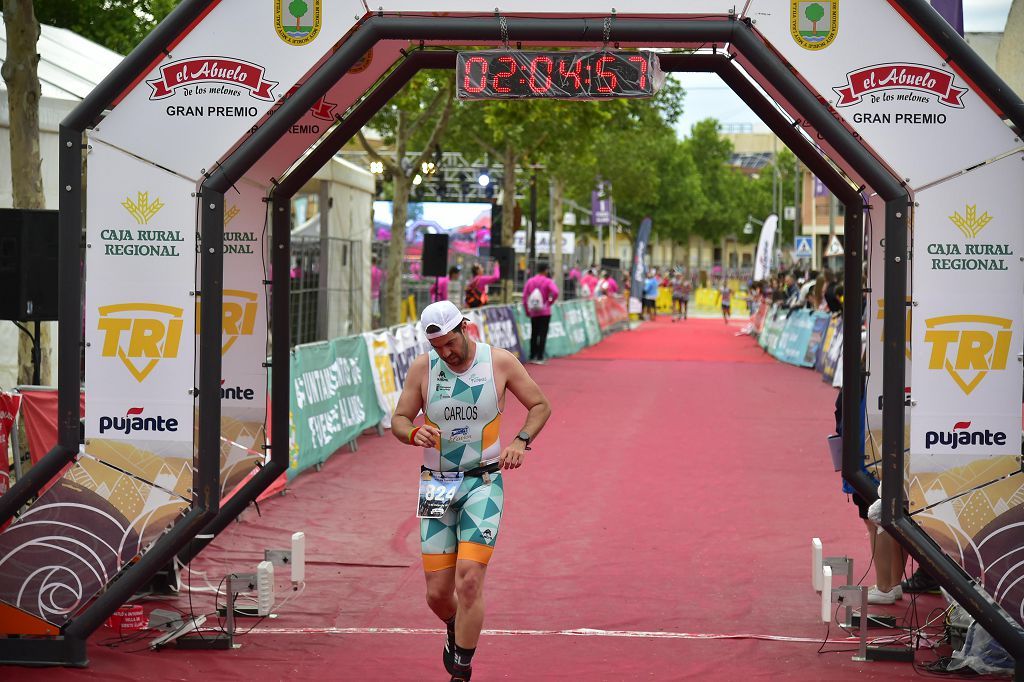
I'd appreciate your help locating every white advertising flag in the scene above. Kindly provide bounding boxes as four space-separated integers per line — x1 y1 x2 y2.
753 214 778 281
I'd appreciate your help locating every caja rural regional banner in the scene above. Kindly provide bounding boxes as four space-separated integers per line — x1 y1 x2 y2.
84 141 196 461
196 179 271 495
910 156 1024 466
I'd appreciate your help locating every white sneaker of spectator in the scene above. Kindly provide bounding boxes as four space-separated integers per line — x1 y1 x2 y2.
867 585 903 604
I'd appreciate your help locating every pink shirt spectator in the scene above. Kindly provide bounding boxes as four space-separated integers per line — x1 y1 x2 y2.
469 263 501 297
596 277 618 296
579 273 598 298
370 265 384 297
569 267 582 281
522 273 560 317
430 276 449 303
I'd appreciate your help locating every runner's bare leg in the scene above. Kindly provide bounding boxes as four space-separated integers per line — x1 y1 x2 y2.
454 560 488 648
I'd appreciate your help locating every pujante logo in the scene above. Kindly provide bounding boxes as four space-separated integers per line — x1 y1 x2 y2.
834 63 967 108
924 315 1013 395
924 421 1007 450
99 406 179 436
122 192 164 224
949 204 993 239
195 289 258 356
791 1 839 51
275 0 322 46
148 57 278 101
97 303 184 382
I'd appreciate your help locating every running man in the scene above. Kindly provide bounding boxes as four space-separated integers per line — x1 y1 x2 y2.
392 300 552 681
720 282 733 323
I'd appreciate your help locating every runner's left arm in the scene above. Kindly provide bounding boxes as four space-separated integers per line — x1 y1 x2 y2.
497 349 552 469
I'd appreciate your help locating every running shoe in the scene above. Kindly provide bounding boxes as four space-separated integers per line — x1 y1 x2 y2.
901 567 941 593
867 585 903 604
450 663 472 681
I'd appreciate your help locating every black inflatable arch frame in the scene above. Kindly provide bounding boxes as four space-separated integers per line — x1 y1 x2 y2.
1 2 1022 672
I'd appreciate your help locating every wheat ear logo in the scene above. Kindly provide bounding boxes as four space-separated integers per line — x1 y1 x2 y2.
224 204 241 226
949 205 993 239
122 192 165 224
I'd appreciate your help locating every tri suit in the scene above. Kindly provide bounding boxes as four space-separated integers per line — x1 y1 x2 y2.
420 342 505 572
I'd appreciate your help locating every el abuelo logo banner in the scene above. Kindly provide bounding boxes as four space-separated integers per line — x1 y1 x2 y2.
148 57 278 101
834 63 966 108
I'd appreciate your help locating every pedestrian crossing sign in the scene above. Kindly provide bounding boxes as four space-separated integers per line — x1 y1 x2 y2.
794 236 813 258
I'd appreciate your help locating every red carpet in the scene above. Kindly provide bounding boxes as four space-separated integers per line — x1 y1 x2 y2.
30 319 947 681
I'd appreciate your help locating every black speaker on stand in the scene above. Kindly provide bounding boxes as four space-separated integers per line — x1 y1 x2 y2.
0 209 59 385
422 233 449 303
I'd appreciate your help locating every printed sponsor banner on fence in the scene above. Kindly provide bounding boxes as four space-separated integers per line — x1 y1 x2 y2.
0 392 20 497
594 295 628 331
483 306 524 359
364 330 400 429
579 299 603 346
288 336 381 479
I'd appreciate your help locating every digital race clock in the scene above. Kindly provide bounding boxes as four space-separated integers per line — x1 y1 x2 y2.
456 50 663 101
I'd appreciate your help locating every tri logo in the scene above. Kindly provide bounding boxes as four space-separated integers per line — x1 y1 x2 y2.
195 289 260 355
97 303 184 382
923 314 1013 395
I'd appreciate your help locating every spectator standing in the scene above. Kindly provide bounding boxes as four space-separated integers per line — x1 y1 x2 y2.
430 266 462 305
465 261 500 308
579 268 598 298
595 270 618 297
522 262 560 364
371 256 384 327
643 269 659 321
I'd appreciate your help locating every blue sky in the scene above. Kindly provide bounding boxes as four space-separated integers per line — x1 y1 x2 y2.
673 1 1014 137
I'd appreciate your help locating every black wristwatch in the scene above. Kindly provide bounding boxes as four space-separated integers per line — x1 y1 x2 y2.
515 430 532 449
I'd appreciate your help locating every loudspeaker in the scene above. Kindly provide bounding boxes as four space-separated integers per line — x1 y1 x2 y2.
601 258 621 270
490 203 502 247
491 246 515 281
0 209 59 321
421 233 449 277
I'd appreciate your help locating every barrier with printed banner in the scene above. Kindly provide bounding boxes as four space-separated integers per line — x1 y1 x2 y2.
288 337 382 479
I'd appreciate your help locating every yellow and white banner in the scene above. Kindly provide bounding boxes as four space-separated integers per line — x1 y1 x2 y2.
84 140 197 444
910 154 1024 466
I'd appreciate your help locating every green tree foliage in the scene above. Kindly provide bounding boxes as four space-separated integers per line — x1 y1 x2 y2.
358 69 454 324
804 3 825 33
682 119 749 243
35 0 181 55
288 0 307 28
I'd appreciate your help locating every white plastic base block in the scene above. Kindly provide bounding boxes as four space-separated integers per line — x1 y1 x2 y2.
291 531 306 584
812 538 823 592
821 566 833 624
257 561 274 617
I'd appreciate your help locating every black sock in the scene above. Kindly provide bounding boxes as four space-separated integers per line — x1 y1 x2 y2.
453 644 476 668
445 614 456 647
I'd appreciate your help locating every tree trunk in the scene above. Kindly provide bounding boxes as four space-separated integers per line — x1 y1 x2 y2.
499 144 517 303
2 0 49 386
550 176 564 288
386 175 411 326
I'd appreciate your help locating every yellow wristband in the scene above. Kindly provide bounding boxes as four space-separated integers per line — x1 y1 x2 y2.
409 426 420 445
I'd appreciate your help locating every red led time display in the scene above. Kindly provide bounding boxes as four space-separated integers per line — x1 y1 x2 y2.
456 50 661 101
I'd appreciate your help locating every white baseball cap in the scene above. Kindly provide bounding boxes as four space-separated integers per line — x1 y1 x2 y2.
421 300 467 339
